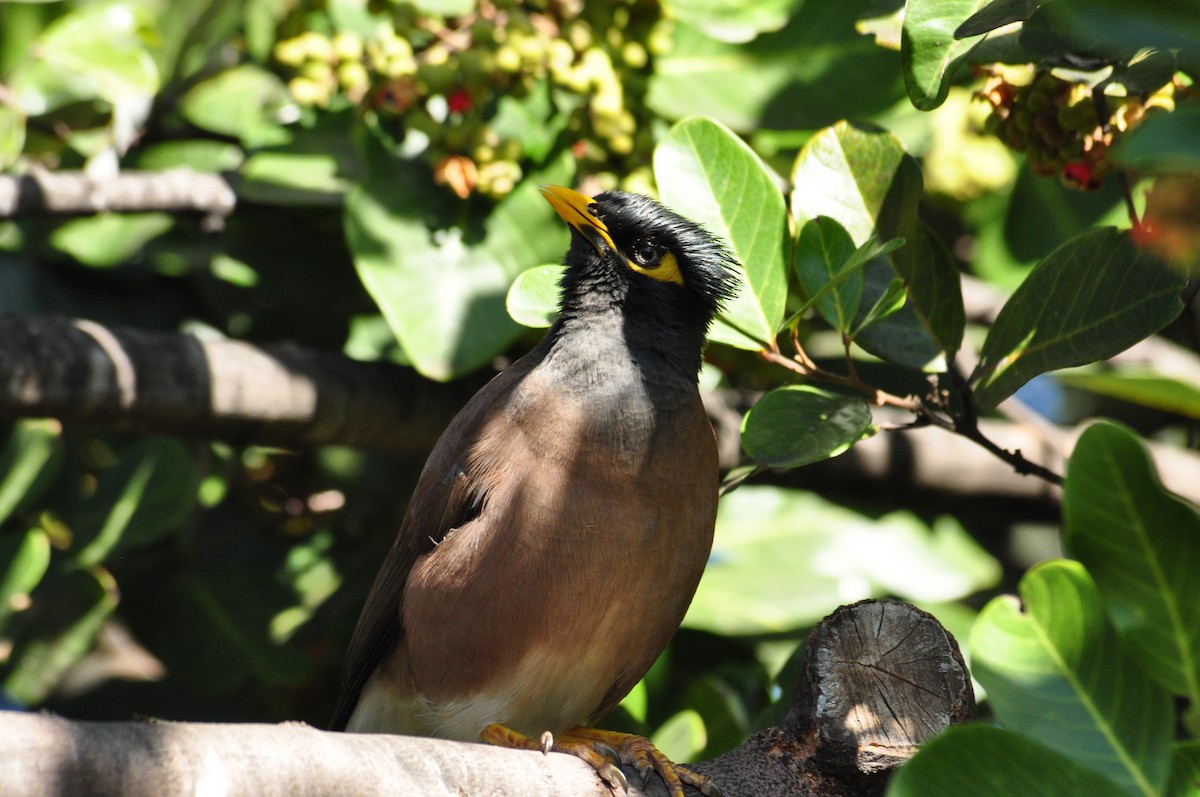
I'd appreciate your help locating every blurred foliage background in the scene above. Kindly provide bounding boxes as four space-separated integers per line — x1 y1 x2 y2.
1 0 1198 791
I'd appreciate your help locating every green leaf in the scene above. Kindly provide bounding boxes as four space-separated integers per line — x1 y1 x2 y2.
1042 0 1200 59
179 64 293 148
49 213 174 268
0 102 25 171
1063 421 1200 703
0 528 51 629
506 265 564 329
348 149 573 380
135 139 244 171
792 217 862 333
970 559 1174 795
741 385 871 469
791 122 962 369
685 486 1001 635
888 724 1131 797
853 277 907 335
955 0 1045 37
1117 104 1200 173
489 79 564 162
1169 742 1200 797
662 0 801 43
973 228 1186 410
10 3 159 114
655 116 788 350
651 709 707 764
240 150 355 206
3 567 118 706
647 5 904 134
72 438 195 567
0 419 62 528
901 0 988 110
1055 370 1200 420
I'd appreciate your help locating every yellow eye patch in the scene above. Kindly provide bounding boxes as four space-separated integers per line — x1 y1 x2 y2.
627 250 683 286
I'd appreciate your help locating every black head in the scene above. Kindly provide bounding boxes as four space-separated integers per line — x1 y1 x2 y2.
541 186 739 333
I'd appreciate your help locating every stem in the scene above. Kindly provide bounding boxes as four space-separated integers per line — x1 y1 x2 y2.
1119 170 1142 231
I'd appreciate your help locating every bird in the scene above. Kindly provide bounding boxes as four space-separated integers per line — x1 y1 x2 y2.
330 184 738 796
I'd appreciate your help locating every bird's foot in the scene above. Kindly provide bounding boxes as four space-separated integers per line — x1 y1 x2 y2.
482 723 720 797
482 723 629 793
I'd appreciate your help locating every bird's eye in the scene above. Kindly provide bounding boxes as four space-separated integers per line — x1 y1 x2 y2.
630 239 663 268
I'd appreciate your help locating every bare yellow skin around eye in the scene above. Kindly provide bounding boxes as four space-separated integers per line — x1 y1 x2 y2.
628 250 683 286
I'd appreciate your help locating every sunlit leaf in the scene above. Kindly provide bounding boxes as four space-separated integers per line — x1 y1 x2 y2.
348 149 573 380
686 487 1001 635
889 724 1130 797
971 560 1173 794
901 0 988 110
1063 421 1200 703
506 265 564 329
655 116 788 350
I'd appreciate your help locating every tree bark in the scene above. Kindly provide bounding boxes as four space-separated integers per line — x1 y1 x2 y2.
0 600 972 797
0 170 236 217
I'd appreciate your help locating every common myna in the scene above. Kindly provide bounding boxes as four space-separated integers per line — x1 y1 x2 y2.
330 185 737 796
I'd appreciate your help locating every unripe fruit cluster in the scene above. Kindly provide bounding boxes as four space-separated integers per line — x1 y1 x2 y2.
979 69 1178 191
272 1 667 200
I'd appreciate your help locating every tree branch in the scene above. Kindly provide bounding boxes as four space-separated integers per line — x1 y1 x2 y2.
0 169 237 217
0 600 973 797
0 314 467 454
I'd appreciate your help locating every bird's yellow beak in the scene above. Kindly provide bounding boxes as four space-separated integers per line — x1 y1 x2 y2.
540 185 619 256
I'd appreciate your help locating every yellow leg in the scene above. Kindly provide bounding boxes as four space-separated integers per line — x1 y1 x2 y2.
482 723 721 797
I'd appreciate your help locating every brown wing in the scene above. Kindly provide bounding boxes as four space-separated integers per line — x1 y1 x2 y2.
327 351 543 731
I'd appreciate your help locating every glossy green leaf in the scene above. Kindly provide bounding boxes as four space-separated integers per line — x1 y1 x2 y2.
791 122 962 369
1056 370 1200 420
793 217 862 333
955 0 1045 37
0 419 62 527
49 213 173 268
853 277 907 335
974 228 1186 409
72 438 195 567
686 487 1001 635
0 102 24 171
348 150 573 380
662 0 800 43
971 560 1173 795
1063 421 1200 703
0 528 51 628
901 0 988 110
3 567 118 705
741 385 871 469
179 64 293 148
888 724 1131 797
655 116 788 350
506 265 564 329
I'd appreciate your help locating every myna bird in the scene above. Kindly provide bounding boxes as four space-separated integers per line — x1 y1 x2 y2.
330 185 738 796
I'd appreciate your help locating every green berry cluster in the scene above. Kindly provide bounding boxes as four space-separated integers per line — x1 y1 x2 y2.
272 0 670 200
979 70 1177 191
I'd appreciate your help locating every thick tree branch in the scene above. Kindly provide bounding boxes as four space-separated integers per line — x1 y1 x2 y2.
0 169 236 217
0 600 973 797
0 314 466 453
